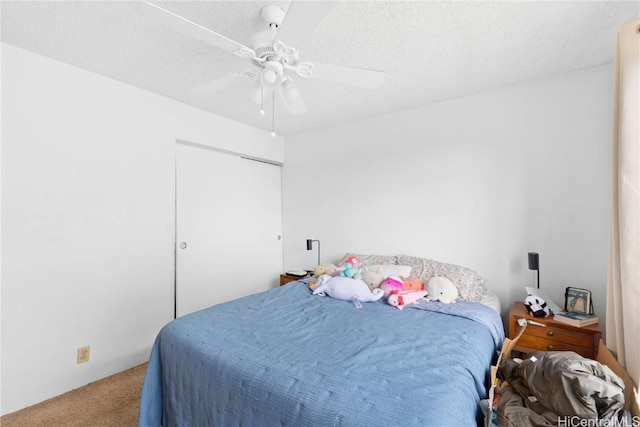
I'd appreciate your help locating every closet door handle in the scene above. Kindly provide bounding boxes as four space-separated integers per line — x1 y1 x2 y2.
180 242 187 249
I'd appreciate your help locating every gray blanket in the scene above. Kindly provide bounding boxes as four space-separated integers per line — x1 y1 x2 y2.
498 351 632 426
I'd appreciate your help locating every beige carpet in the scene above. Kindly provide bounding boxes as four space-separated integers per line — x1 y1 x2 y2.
1 363 147 427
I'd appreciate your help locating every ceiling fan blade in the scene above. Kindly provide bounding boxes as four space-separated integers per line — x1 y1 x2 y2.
191 73 250 94
276 1 335 46
247 81 263 105
279 77 308 115
136 1 251 54
310 63 386 89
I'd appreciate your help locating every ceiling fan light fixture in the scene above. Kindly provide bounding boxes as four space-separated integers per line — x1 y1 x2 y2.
263 69 278 84
260 61 283 89
280 77 299 104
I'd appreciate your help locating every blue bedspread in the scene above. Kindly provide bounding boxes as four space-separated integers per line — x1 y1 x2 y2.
138 281 504 427
409 299 504 349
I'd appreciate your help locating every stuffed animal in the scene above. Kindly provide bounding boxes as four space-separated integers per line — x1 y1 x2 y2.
361 266 385 291
312 275 384 303
379 276 403 298
313 263 338 277
339 256 363 280
387 290 428 310
524 294 550 317
402 277 424 291
426 277 458 303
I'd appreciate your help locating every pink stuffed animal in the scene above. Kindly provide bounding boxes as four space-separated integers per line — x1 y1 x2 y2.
387 290 428 310
379 277 403 298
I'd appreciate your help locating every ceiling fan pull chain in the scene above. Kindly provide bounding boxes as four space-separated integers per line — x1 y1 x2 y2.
271 91 276 138
260 85 265 116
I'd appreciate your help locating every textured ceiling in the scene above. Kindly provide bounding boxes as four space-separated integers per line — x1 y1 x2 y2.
2 1 639 136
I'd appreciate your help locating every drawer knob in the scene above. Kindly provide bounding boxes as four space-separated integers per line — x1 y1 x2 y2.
547 344 555 350
547 331 555 337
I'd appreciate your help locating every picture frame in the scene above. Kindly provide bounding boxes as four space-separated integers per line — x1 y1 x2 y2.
564 287 593 315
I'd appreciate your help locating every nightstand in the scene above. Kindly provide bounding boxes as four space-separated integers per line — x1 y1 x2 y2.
279 273 310 286
508 301 602 359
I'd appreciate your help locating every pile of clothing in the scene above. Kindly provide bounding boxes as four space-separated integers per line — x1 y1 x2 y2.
496 351 634 426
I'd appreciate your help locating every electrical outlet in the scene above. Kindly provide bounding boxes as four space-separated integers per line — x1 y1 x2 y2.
77 345 90 364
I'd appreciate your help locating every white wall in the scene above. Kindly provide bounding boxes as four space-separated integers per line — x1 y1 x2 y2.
283 65 613 325
0 44 283 414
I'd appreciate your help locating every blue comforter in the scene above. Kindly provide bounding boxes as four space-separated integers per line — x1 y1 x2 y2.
138 281 504 427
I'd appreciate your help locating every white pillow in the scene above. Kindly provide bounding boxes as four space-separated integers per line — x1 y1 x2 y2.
363 264 412 278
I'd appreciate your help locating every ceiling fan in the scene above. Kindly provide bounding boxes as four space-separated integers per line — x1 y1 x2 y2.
137 1 386 136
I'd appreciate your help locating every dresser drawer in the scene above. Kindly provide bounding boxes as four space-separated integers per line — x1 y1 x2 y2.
521 324 593 349
517 335 593 357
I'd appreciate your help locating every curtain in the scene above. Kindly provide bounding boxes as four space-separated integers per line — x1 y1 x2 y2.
606 17 640 394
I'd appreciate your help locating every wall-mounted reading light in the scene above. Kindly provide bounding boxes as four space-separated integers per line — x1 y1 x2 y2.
528 252 540 289
306 239 320 266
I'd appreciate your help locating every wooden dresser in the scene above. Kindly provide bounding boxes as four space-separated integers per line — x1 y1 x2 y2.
508 301 601 359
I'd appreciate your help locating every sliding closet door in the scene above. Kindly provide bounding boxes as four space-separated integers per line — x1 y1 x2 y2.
175 142 283 317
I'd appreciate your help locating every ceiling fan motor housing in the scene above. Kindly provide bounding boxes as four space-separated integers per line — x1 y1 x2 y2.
249 5 291 66
248 30 277 64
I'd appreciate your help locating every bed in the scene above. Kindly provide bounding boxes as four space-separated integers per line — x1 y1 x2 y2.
138 258 504 427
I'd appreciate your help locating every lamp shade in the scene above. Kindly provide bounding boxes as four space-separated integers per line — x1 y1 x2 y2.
528 252 540 289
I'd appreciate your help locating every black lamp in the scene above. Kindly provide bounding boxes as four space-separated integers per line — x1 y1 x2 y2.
306 239 320 266
528 252 540 289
